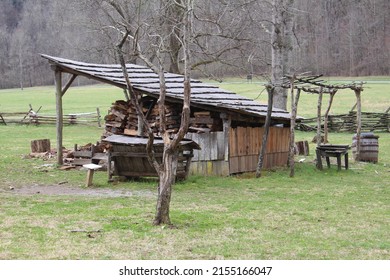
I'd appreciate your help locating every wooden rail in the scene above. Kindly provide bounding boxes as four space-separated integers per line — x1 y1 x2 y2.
0 108 102 127
296 109 389 133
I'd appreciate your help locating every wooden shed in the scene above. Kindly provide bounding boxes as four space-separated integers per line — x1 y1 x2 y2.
42 54 292 176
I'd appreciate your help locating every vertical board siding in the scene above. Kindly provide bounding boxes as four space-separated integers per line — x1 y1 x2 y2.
186 132 226 161
229 126 290 173
186 131 230 176
187 126 290 175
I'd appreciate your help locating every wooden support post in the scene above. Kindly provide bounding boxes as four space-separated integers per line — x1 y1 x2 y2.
354 87 362 161
221 113 231 162
55 69 63 166
96 107 101 127
289 86 301 178
256 85 274 178
316 87 323 169
316 86 323 149
137 98 144 136
107 152 113 182
324 90 337 144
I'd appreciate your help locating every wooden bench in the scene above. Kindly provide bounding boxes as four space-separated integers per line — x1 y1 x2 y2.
316 144 350 171
83 164 102 187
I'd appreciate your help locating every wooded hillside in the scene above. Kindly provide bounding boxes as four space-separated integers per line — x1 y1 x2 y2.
0 0 389 89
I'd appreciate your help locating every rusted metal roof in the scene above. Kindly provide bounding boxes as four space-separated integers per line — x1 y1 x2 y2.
41 54 292 121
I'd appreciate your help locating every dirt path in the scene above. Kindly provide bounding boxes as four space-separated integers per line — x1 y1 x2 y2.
2 184 155 198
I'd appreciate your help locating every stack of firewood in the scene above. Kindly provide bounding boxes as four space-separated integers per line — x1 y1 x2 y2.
148 104 182 135
104 100 225 137
104 100 129 137
189 111 223 133
123 104 142 136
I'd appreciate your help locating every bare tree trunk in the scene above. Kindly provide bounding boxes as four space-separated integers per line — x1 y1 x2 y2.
153 0 193 226
271 0 295 110
165 1 183 74
116 31 160 174
256 85 274 178
154 148 177 225
271 0 285 110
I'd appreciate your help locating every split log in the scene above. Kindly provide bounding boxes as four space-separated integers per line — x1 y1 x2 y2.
31 139 51 153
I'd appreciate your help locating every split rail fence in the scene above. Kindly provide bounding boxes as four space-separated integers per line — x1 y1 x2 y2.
0 107 102 127
296 108 389 133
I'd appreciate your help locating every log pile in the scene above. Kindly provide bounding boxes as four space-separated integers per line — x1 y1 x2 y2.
104 100 129 137
189 111 223 133
104 99 225 137
123 103 146 136
147 104 182 135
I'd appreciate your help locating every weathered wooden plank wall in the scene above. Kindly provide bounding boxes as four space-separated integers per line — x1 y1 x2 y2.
186 132 227 161
186 131 230 176
186 127 290 176
229 126 290 173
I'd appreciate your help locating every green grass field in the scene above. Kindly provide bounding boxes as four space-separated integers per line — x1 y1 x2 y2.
0 78 389 259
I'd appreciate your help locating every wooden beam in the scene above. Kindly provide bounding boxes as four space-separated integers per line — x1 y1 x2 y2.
324 90 337 143
55 69 63 165
316 86 324 169
61 74 78 96
355 89 362 161
220 113 231 162
289 87 301 178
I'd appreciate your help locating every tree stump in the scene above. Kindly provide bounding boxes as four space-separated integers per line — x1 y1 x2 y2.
294 140 310 156
31 139 51 153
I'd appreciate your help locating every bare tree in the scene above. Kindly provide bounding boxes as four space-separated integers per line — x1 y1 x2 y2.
271 0 295 110
102 0 194 225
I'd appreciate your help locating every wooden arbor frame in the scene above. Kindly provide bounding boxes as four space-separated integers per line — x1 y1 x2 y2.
284 74 365 171
256 74 364 177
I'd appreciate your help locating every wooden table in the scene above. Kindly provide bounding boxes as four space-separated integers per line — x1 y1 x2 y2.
316 144 350 171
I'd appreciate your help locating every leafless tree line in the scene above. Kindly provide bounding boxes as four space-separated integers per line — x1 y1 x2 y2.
0 0 389 90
